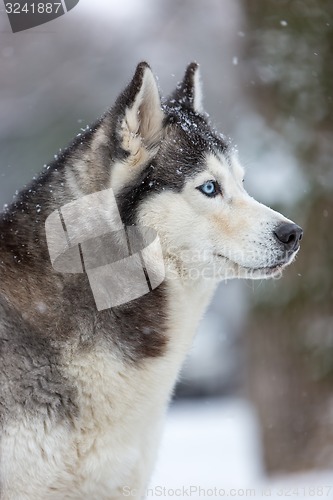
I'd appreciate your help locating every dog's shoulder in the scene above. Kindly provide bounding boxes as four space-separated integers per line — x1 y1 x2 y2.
0 294 78 426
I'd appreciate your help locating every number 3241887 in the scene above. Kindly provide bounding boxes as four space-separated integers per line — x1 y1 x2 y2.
5 3 62 14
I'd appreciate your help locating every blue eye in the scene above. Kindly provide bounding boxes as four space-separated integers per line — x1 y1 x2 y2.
197 180 220 197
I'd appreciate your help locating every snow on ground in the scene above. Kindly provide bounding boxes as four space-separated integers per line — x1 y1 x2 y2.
147 398 333 499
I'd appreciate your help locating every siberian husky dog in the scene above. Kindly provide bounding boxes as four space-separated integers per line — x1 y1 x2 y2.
0 62 302 499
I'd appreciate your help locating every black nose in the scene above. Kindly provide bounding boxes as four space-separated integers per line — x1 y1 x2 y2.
274 222 303 251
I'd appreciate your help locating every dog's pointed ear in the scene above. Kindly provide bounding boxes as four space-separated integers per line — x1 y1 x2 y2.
115 62 163 157
171 62 203 113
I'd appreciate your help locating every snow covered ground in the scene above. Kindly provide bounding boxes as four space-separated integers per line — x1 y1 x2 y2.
147 398 333 499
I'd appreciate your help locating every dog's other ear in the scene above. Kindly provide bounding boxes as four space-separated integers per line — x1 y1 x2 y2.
171 62 203 113
114 62 163 159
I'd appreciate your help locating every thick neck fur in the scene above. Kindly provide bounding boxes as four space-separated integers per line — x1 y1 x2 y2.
0 157 215 368
0 178 215 497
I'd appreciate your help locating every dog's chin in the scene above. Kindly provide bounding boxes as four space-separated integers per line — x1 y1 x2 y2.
236 263 285 280
215 248 299 280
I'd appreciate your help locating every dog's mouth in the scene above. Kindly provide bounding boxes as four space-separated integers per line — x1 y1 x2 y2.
214 246 300 279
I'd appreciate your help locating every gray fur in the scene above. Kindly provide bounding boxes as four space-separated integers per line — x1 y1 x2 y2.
0 296 78 425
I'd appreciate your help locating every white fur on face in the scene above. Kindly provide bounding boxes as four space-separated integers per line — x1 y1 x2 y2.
137 153 298 282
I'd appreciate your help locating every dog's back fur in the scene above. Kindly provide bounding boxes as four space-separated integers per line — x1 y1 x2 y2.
0 62 302 499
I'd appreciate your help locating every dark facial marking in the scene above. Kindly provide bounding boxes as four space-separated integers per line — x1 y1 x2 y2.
117 105 229 226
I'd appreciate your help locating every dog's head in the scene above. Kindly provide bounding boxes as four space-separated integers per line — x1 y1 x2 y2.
105 62 302 281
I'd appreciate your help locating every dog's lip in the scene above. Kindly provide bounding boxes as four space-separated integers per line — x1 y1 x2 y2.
214 248 299 274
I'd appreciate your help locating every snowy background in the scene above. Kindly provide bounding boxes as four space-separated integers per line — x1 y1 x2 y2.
1 0 333 497
151 400 333 499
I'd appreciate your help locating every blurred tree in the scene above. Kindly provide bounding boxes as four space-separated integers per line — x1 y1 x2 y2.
242 0 333 473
